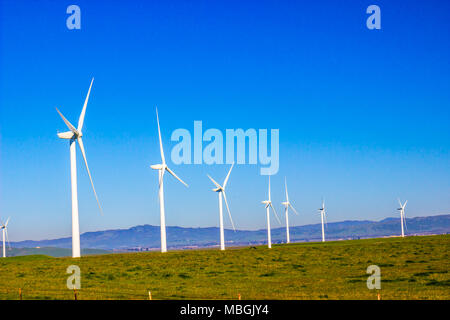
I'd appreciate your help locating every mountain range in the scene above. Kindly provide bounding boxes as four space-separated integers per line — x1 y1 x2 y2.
8 214 450 252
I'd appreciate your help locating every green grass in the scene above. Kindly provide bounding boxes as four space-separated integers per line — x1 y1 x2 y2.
4 247 110 258
0 235 448 300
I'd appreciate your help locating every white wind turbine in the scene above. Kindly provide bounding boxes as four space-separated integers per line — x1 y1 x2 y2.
0 218 10 258
281 178 299 244
56 78 102 258
318 199 327 242
261 176 281 249
397 199 408 238
207 164 236 251
151 108 188 253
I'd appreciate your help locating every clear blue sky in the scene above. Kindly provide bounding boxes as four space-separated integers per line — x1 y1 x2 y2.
0 0 449 241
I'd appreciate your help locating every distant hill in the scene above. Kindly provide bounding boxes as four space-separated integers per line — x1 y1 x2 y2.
8 214 450 251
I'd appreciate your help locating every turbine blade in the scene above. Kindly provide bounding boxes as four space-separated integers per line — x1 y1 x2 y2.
398 198 402 207
222 191 236 232
56 108 78 135
77 137 103 215
270 203 281 225
403 211 408 232
5 228 10 249
5 217 10 227
268 176 271 202
166 166 188 187
289 203 299 215
156 107 166 165
207 175 222 189
78 78 94 131
285 177 289 202
223 163 234 189
158 168 165 189
403 200 407 231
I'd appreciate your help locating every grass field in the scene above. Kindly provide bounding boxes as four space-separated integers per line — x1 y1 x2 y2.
5 247 111 258
0 235 448 300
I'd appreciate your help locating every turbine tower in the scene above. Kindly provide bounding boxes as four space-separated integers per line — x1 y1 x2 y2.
397 199 408 237
56 78 102 258
207 164 236 250
318 199 327 242
281 178 299 244
0 218 10 258
151 108 188 253
261 176 281 248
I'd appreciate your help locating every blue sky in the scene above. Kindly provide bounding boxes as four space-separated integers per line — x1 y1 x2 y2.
0 0 449 241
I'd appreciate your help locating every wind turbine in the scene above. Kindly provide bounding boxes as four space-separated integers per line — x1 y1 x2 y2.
151 108 188 253
207 164 236 251
397 199 408 237
56 78 102 258
0 218 10 258
318 199 327 242
261 176 281 249
281 178 299 244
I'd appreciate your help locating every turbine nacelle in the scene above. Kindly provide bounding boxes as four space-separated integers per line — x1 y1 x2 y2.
0 217 10 229
57 131 79 139
151 164 166 170
318 202 326 216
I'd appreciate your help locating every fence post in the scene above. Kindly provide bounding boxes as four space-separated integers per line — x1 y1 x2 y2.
148 291 152 300
377 292 381 300
19 288 22 300
238 293 241 300
74 289 78 300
